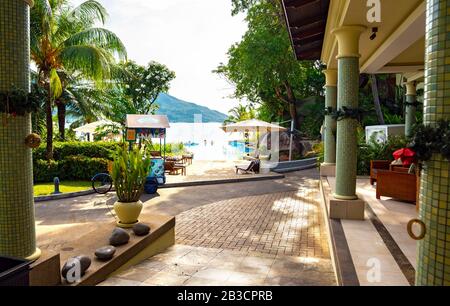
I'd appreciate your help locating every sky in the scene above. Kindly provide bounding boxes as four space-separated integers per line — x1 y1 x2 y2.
71 0 248 114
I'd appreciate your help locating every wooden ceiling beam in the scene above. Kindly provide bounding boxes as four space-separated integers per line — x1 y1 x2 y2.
290 15 323 29
291 23 325 40
285 0 319 9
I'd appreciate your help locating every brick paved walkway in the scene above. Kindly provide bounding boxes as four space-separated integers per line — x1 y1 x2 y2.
176 190 330 258
100 177 336 286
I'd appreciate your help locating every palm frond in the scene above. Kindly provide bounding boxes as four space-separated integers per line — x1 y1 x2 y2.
59 45 112 81
70 0 108 25
50 68 63 98
63 27 127 60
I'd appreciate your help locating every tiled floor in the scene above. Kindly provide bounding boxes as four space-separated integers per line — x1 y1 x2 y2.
100 245 336 286
327 177 418 286
100 175 337 286
176 190 330 258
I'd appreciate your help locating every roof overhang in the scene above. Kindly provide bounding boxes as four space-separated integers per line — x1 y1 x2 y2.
282 0 330 61
126 115 170 129
283 0 426 82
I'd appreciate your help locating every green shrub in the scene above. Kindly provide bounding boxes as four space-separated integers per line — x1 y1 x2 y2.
34 160 60 183
312 142 324 165
34 156 109 183
60 156 109 181
145 142 187 157
357 128 408 175
33 142 119 161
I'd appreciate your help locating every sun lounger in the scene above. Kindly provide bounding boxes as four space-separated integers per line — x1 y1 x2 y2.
236 160 260 174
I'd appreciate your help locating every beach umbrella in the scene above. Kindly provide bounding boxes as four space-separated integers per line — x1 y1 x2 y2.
221 119 287 133
221 120 287 154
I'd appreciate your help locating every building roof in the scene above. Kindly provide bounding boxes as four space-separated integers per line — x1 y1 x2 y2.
282 0 330 61
126 115 170 129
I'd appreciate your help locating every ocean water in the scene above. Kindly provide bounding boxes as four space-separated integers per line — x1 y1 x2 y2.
166 122 253 161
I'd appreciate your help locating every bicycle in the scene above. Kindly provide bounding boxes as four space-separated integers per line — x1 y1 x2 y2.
91 173 113 194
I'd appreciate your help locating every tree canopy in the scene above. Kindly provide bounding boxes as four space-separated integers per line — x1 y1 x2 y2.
216 0 324 131
118 61 176 115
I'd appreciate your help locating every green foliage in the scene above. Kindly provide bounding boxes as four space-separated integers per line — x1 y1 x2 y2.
0 86 43 115
216 0 325 130
33 141 119 161
144 142 187 157
382 106 404 124
61 156 109 181
224 104 256 124
111 146 151 203
357 128 408 175
298 97 325 139
34 160 61 183
33 141 116 181
312 142 324 165
31 0 127 156
33 156 109 183
120 61 176 114
100 61 175 130
409 120 450 161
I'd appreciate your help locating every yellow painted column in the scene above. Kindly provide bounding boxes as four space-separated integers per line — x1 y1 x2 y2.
332 26 366 200
0 0 40 260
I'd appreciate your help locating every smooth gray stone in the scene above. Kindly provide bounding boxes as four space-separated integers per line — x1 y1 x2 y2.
109 228 130 246
61 255 91 281
95 246 116 261
133 223 150 236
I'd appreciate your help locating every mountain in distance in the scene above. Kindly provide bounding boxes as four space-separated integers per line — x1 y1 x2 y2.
155 93 227 123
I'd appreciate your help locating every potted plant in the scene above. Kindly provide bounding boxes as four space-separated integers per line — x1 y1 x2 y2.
111 145 151 228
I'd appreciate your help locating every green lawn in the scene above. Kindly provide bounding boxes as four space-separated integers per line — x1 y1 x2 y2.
34 180 92 196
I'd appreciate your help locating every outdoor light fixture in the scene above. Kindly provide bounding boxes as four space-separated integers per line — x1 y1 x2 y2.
370 27 378 40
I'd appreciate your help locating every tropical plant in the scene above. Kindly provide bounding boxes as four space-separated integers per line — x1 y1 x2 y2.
357 127 408 175
111 146 151 203
216 0 324 130
98 61 175 134
30 0 127 158
224 104 256 124
119 61 176 114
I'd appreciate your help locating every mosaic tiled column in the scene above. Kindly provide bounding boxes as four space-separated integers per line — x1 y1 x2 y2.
0 0 40 260
416 0 450 286
332 26 366 200
323 69 337 166
405 82 417 138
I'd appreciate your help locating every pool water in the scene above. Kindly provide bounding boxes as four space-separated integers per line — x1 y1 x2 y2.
166 123 256 161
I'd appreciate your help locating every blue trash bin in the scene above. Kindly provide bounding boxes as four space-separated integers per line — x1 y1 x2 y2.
144 177 159 194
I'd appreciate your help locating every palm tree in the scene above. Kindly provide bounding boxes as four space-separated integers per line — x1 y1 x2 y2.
30 0 127 159
224 104 256 124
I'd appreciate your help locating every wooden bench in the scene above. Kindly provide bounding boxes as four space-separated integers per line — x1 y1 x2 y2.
164 161 186 176
376 169 418 203
370 160 391 185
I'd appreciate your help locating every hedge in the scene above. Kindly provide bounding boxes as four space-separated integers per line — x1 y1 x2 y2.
33 142 119 161
34 156 109 183
32 141 184 182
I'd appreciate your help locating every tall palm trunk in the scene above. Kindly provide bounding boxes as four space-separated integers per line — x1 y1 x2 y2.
370 74 385 125
285 83 299 130
46 84 54 160
56 101 66 141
